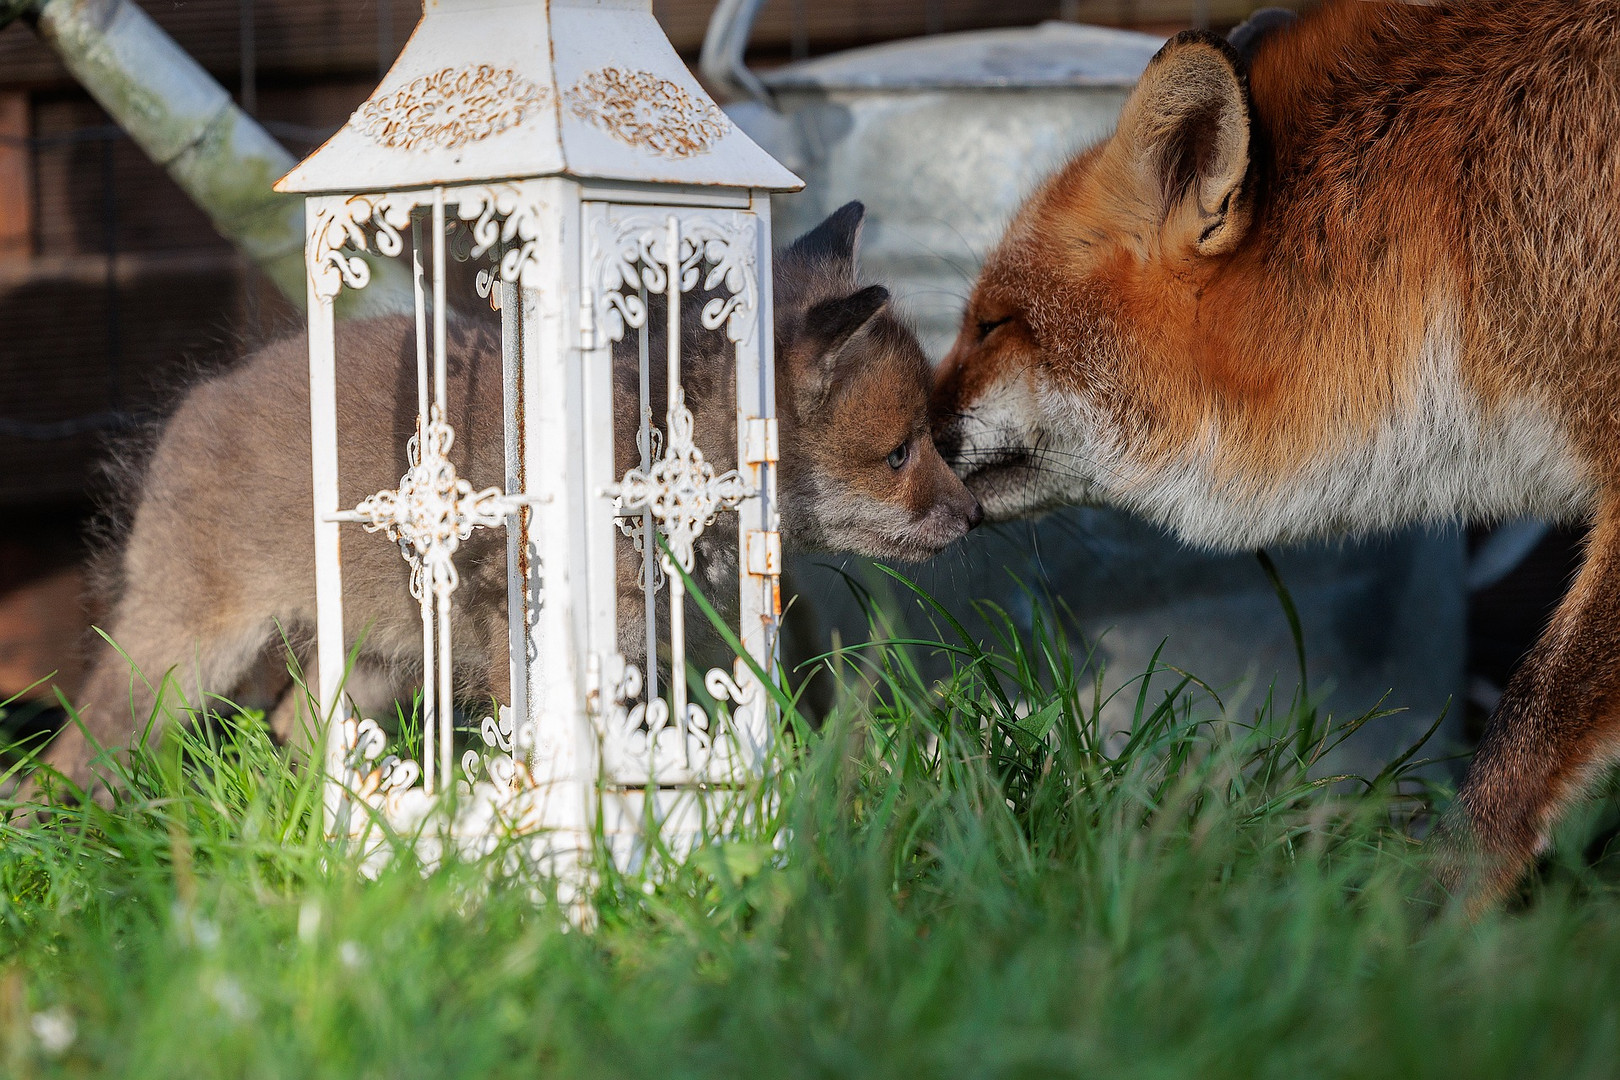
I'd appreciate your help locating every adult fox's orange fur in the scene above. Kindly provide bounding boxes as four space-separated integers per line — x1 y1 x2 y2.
932 0 1620 907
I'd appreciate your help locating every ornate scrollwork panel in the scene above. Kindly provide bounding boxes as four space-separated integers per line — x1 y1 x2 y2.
609 389 753 575
452 184 549 288
460 703 547 798
598 661 712 779
308 183 552 299
564 67 730 159
309 192 415 299
336 405 544 602
339 713 557 867
594 657 761 783
356 64 548 152
340 716 427 819
588 210 759 347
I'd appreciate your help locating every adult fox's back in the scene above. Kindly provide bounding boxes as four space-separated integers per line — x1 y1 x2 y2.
1244 0 1620 476
932 0 1620 908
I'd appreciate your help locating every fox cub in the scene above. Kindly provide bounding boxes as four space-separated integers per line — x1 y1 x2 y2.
50 202 979 789
932 1 1620 907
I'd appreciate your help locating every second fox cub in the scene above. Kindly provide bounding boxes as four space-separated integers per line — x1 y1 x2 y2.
51 203 979 790
932 0 1620 906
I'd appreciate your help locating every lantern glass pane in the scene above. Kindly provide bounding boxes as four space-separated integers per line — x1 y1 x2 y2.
587 204 768 788
607 271 744 774
313 187 539 814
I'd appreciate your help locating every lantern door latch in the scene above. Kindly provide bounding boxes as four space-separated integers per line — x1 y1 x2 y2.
744 417 778 465
747 530 781 576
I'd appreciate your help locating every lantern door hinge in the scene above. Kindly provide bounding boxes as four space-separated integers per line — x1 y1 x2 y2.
580 295 597 350
746 530 781 576
744 417 778 465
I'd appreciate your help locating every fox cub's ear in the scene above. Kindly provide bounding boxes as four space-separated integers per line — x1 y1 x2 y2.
1111 31 1252 257
788 201 867 281
800 284 890 403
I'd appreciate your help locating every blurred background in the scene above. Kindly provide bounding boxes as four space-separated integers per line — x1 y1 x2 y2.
0 0 1581 771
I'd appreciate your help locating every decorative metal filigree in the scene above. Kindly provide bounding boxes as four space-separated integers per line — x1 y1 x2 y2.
565 67 729 159
341 716 426 818
339 406 539 601
460 703 541 798
340 714 557 872
309 184 549 298
600 662 709 777
356 64 547 151
590 213 759 347
474 268 501 310
610 390 753 574
309 192 414 299
705 660 761 761
453 184 548 287
596 659 762 781
614 411 666 594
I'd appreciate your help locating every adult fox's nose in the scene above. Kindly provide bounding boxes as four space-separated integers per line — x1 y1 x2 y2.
966 498 984 530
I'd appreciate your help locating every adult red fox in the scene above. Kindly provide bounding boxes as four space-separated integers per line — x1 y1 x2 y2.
931 0 1620 906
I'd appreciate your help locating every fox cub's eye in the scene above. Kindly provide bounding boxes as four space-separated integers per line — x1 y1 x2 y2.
887 441 910 470
976 317 1012 341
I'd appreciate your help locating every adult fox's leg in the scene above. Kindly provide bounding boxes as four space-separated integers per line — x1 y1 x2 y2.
1446 499 1620 908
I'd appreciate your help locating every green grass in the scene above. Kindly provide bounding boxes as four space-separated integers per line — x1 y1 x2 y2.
5 573 1620 1079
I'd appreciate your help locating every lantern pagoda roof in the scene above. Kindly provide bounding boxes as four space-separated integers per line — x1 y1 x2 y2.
276 0 802 195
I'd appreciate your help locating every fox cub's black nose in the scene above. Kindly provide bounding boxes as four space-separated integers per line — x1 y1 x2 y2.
966 499 984 530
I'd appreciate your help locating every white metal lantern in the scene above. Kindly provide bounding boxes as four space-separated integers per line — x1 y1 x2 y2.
274 0 802 884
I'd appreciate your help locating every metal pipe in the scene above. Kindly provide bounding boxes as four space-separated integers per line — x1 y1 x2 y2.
14 0 408 311
698 0 773 106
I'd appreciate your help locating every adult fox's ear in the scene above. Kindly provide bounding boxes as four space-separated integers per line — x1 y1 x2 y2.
787 201 867 281
799 284 889 403
1109 31 1252 257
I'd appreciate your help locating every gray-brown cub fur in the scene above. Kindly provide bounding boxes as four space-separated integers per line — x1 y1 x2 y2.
46 203 980 789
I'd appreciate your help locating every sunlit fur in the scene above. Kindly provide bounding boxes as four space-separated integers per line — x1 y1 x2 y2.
933 0 1620 908
771 216 982 564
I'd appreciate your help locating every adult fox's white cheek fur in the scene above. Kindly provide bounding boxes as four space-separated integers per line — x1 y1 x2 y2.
934 0 1620 910
935 367 1103 523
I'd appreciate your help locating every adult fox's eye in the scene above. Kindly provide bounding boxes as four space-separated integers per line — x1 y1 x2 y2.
977 317 1012 341
887 442 910 470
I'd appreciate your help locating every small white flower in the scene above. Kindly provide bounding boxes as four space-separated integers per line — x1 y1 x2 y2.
192 918 221 950
339 940 366 970
30 1007 76 1056
173 903 221 950
205 974 257 1023
297 900 322 945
